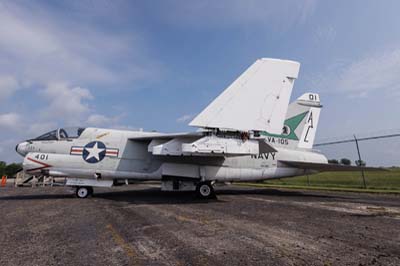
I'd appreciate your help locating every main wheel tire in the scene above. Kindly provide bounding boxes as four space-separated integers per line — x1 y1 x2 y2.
76 186 92 198
196 182 215 199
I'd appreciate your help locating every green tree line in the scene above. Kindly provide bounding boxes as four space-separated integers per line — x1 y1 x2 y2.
328 158 366 166
0 161 22 177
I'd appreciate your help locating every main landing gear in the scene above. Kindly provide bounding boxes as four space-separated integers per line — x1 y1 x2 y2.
73 181 216 199
75 186 93 198
196 181 216 199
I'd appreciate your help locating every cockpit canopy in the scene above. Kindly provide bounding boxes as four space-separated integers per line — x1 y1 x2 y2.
33 127 86 141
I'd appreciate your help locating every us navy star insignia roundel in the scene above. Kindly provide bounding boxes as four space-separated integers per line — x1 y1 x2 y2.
82 141 106 163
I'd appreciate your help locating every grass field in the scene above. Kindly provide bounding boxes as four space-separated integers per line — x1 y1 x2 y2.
260 168 400 191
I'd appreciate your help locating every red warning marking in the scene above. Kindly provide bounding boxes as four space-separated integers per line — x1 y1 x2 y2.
26 157 52 172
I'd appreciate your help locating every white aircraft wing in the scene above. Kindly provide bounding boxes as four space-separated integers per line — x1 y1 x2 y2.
129 134 276 156
128 132 204 141
190 58 300 134
279 160 386 171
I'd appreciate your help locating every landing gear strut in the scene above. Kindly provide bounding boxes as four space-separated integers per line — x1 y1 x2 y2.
196 182 215 199
76 186 93 198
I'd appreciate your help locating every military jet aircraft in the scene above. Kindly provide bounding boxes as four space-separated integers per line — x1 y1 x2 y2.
16 58 379 198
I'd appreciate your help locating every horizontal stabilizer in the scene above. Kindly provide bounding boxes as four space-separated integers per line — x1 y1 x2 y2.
280 160 386 172
190 58 300 133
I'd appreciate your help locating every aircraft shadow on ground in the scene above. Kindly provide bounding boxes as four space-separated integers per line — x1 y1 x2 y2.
94 188 220 205
93 187 337 205
0 187 339 203
0 193 75 201
216 188 335 198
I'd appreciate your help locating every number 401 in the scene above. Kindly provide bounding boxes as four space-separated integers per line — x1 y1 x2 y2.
35 154 48 160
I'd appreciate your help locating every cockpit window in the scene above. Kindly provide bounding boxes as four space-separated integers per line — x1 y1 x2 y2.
34 130 58 141
58 127 86 139
33 127 86 141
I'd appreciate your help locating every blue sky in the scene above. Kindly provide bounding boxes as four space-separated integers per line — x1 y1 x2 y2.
0 0 400 166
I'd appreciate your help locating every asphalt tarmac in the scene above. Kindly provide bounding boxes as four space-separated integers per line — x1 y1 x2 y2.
0 184 399 266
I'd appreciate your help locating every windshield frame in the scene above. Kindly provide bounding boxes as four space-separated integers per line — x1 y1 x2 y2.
30 127 86 141
32 129 58 141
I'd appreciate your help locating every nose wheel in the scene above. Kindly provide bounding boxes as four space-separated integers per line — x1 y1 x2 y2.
76 186 93 198
196 182 215 199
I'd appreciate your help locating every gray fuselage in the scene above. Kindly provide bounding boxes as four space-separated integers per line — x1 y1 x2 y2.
17 127 327 183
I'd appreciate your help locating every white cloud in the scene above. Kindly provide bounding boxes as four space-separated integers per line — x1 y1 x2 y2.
0 1 163 163
314 25 337 44
41 82 93 124
86 114 119 127
308 49 400 97
336 49 400 95
0 75 19 102
176 114 194 123
156 0 317 30
0 113 21 128
0 1 161 88
0 138 21 163
27 122 57 136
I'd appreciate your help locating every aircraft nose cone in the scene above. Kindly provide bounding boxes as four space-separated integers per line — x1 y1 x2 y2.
16 141 28 156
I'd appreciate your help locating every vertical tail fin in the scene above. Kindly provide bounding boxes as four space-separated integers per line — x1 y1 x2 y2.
189 58 300 134
262 93 322 149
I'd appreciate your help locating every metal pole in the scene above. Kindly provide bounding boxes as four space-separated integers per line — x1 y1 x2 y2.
307 175 310 186
354 135 366 189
